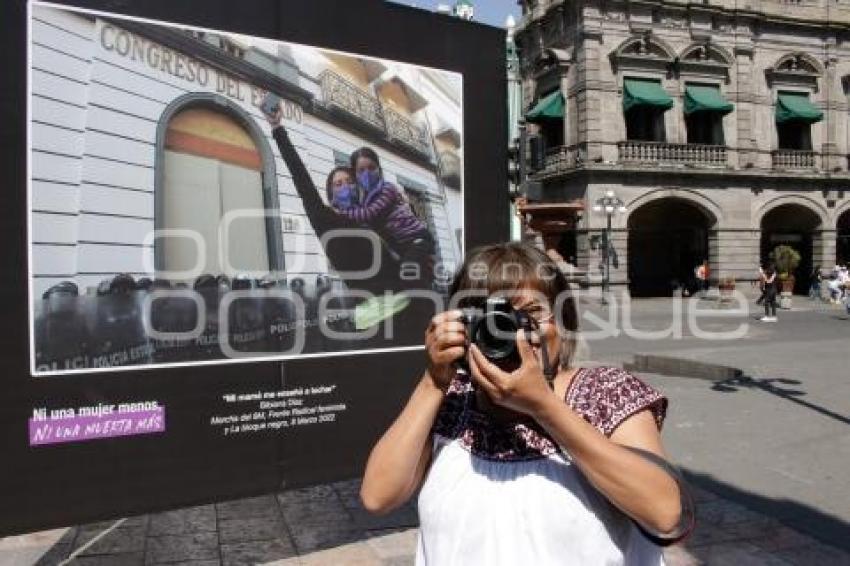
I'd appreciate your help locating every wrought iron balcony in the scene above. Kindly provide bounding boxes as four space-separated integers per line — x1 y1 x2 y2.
383 106 431 157
439 150 461 189
772 149 816 169
319 70 386 133
617 141 728 166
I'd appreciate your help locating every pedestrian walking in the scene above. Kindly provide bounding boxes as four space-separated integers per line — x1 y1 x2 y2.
808 265 822 300
695 260 710 297
755 264 766 306
761 263 778 322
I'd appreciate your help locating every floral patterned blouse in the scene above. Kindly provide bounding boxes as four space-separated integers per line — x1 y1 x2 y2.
431 365 668 461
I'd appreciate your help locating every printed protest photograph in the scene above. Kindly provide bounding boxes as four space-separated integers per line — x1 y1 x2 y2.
30 2 464 374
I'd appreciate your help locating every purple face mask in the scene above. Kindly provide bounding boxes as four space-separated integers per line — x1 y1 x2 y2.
357 169 382 193
332 184 356 209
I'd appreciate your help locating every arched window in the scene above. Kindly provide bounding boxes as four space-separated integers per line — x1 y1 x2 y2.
766 54 823 155
155 94 284 280
610 35 675 143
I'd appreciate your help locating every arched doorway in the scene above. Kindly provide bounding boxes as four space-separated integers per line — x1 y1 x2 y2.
155 94 284 280
628 198 713 297
760 204 821 294
838 209 850 265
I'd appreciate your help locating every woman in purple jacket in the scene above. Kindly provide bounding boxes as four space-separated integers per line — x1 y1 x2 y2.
338 146 436 290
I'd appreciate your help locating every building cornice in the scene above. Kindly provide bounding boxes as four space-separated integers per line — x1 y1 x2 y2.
107 17 315 108
535 162 850 187
106 18 438 172
520 0 850 34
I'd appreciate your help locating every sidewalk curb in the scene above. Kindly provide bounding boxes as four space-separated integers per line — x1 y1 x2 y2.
624 354 743 381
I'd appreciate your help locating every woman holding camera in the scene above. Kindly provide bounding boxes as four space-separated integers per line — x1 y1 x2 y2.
361 242 693 565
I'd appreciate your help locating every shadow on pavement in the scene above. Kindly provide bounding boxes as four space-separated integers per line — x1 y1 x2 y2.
710 374 850 426
681 468 850 560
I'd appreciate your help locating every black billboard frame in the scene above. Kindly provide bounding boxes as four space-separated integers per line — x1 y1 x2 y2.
0 0 508 536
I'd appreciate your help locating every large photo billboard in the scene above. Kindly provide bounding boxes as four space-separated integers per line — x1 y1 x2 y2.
2 0 507 536
30 2 465 375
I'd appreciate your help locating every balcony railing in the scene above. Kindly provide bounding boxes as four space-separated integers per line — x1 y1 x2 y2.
617 141 727 166
772 149 816 169
384 106 431 157
439 150 461 188
527 145 579 178
544 145 577 172
319 70 386 133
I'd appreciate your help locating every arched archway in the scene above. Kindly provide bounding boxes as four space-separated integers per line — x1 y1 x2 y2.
760 203 822 294
154 93 284 279
627 198 714 297
837 208 850 265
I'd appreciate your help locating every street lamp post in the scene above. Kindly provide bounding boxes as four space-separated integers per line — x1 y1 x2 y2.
592 190 627 304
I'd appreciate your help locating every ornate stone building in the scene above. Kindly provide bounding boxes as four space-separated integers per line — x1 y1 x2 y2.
514 0 850 296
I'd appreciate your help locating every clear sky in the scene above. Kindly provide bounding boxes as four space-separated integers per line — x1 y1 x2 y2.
388 0 521 28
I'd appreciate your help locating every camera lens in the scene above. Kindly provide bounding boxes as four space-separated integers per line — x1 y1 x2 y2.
474 311 518 360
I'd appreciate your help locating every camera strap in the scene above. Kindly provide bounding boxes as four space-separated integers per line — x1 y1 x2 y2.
524 328 559 384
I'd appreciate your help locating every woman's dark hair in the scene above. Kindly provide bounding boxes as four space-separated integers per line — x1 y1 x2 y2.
449 242 579 367
324 166 353 202
764 263 777 276
350 146 382 175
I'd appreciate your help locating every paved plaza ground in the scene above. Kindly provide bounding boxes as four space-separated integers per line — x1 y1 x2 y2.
2 294 849 565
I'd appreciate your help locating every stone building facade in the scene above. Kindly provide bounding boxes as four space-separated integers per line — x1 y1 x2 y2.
514 0 850 296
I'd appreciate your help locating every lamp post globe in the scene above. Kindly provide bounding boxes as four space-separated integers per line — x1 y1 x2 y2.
592 190 627 304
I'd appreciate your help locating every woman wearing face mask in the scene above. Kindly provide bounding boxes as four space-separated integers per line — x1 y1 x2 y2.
264 106 403 295
346 147 437 290
361 242 695 565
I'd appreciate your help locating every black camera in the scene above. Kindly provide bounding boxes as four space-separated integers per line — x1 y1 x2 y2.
460 296 535 372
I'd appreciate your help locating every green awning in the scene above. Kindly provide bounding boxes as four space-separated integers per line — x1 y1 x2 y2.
776 92 823 124
684 85 733 115
623 78 674 112
526 90 564 121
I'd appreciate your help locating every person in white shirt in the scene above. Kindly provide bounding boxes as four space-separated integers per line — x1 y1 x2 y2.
361 242 694 566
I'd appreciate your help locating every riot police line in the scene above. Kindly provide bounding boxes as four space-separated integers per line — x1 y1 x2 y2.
33 273 368 373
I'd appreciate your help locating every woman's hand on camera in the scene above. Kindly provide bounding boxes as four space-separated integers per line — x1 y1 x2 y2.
468 330 555 417
425 310 466 392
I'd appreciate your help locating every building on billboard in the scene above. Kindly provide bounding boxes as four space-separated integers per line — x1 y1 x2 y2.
30 6 462 298
513 0 850 296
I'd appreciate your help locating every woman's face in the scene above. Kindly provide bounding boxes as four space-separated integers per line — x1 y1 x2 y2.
330 170 353 198
355 156 380 178
510 286 562 371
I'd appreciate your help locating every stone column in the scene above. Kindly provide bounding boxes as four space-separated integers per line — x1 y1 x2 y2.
733 44 755 169
813 229 838 268
823 41 840 172
709 229 762 285
575 230 591 273
576 31 604 162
